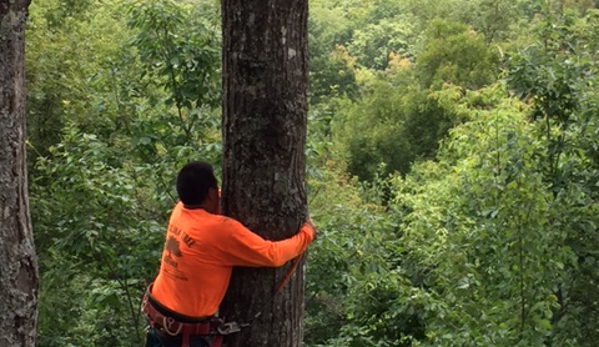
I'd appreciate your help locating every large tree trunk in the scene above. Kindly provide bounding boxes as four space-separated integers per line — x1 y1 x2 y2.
0 1 39 347
220 0 309 346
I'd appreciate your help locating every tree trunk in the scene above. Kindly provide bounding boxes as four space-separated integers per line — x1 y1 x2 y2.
220 0 309 346
0 1 39 347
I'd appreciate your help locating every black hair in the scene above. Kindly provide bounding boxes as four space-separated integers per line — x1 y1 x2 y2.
176 161 218 206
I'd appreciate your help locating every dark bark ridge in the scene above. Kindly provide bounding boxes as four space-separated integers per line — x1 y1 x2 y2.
0 1 39 347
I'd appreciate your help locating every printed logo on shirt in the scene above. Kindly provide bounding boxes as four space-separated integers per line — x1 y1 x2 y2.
162 234 189 281
168 225 196 247
161 225 197 281
165 236 182 258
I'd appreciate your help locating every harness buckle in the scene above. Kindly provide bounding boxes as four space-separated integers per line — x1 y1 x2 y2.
217 322 241 335
162 316 183 336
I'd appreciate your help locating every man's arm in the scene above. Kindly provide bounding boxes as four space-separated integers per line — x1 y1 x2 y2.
215 218 315 267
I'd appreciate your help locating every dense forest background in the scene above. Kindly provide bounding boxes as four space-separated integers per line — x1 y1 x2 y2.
26 0 599 346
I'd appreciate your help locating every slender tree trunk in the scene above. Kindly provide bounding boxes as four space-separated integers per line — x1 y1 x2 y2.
0 1 39 346
220 0 309 346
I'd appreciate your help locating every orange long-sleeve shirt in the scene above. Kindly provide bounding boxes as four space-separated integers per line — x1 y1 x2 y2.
151 202 315 318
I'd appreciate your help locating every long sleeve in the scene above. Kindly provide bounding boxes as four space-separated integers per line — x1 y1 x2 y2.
216 218 315 267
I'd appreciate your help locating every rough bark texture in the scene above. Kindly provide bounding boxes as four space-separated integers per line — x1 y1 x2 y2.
0 1 39 347
220 0 309 346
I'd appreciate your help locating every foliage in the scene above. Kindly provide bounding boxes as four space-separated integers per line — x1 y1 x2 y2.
32 125 165 346
25 0 133 160
331 65 456 181
308 1 358 104
125 0 223 206
416 19 499 90
25 1 599 347
505 8 599 344
394 86 576 346
346 16 416 70
126 0 221 112
27 1 222 346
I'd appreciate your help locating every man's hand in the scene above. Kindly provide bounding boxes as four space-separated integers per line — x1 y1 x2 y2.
305 216 317 240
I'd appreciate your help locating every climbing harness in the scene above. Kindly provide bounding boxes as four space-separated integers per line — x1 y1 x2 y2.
142 284 230 347
142 243 307 347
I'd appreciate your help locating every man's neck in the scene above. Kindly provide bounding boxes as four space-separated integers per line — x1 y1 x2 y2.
183 203 208 211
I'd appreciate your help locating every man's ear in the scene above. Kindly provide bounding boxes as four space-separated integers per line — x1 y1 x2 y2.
208 187 220 214
208 187 219 201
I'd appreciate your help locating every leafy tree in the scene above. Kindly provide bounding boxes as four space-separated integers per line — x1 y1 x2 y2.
395 85 568 346
125 0 222 207
506 7 599 344
26 0 135 160
332 63 456 181
464 0 521 42
309 44 359 105
32 126 164 346
308 0 372 105
346 16 416 70
416 19 499 90
27 1 222 346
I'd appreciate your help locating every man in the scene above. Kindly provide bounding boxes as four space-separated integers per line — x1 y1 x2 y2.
143 161 316 347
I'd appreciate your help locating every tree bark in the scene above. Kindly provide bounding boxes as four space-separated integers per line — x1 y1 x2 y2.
0 1 39 347
220 0 309 346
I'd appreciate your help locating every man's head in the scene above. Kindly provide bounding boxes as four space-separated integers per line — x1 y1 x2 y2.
176 161 219 213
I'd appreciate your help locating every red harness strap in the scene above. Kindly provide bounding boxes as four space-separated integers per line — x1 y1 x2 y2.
141 286 224 347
